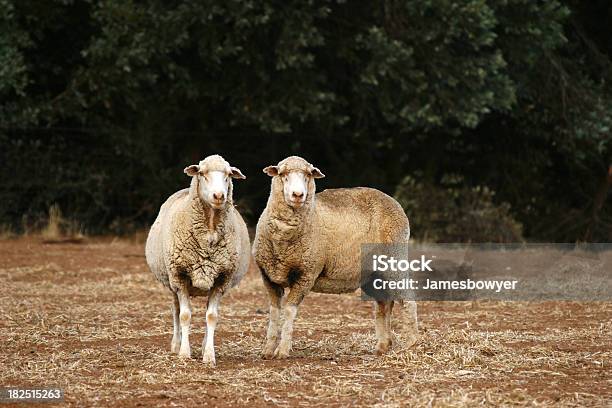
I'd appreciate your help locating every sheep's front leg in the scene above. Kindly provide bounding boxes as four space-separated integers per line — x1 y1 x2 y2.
202 289 222 367
274 303 297 359
261 271 283 359
170 292 181 353
273 286 307 359
177 290 192 358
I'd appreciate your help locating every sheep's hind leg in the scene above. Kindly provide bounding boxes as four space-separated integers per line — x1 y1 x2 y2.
374 301 392 355
177 289 192 358
401 300 419 349
202 289 222 367
386 300 395 348
170 292 181 353
261 272 283 359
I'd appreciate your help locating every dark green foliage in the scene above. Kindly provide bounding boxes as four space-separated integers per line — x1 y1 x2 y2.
395 175 523 243
0 0 610 240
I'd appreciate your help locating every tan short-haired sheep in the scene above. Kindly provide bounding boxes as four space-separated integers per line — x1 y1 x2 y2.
253 156 418 359
145 154 250 366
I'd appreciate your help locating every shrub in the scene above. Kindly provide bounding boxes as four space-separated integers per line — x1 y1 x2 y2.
395 175 523 243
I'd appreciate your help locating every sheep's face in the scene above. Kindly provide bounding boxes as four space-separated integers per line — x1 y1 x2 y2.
263 156 325 209
184 155 245 209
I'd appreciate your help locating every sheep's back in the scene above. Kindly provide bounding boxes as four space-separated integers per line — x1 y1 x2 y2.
312 187 410 289
316 187 409 242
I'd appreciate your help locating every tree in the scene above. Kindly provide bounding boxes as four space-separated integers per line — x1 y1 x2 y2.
1 0 610 240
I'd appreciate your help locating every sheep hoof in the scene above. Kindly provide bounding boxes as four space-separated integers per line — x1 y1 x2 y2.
403 333 419 349
170 342 181 354
178 348 191 359
272 346 290 359
274 351 290 359
262 340 279 359
375 341 391 355
202 353 216 367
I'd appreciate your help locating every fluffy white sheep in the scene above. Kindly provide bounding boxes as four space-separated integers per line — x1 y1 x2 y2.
253 156 418 359
145 154 250 366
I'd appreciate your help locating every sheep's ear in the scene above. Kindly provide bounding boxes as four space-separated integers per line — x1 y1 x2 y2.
184 165 200 176
263 165 279 177
230 166 246 179
310 167 325 179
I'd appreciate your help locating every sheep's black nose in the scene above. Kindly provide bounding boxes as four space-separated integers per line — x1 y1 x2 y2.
213 192 224 200
292 191 304 198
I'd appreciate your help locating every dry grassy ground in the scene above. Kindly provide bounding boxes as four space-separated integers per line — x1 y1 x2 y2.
0 238 610 407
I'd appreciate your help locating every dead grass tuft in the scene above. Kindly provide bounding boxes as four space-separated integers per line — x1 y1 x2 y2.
39 204 85 243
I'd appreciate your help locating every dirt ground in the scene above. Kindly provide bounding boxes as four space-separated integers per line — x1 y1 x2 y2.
0 237 610 407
